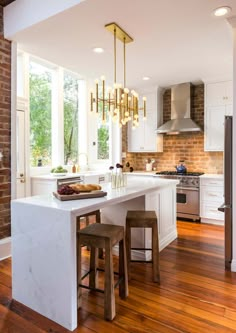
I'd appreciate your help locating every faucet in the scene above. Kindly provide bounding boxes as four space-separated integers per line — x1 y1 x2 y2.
78 153 88 171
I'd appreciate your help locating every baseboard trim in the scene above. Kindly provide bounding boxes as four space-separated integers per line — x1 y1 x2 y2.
200 218 224 225
0 237 11 260
231 259 236 272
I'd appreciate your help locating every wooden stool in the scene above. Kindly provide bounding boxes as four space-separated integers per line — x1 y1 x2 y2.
125 210 160 283
77 223 129 321
77 210 103 258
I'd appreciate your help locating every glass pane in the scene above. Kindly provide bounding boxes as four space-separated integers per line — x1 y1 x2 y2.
177 193 186 204
29 61 52 167
64 73 79 165
97 121 109 160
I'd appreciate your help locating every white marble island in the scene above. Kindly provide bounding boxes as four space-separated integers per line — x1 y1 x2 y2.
11 175 178 331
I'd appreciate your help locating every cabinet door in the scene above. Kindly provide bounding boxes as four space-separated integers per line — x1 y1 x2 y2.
127 118 145 152
144 112 158 151
206 81 228 106
204 106 224 151
224 80 233 105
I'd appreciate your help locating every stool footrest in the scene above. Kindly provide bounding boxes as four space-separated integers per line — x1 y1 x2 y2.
79 284 104 294
131 247 152 251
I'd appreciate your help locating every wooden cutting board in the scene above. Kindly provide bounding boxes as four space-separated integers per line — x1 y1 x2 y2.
53 190 107 201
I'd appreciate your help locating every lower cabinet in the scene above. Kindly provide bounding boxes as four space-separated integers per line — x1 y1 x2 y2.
200 176 224 224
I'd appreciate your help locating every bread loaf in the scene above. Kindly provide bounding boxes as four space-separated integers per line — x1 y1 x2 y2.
69 183 102 192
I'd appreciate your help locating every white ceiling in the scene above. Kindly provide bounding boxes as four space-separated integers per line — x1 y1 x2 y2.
11 0 235 89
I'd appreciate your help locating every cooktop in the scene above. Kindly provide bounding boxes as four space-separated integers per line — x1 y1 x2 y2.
155 171 204 176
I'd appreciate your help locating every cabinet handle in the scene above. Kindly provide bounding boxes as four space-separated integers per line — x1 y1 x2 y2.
20 179 25 183
207 193 218 196
209 209 217 212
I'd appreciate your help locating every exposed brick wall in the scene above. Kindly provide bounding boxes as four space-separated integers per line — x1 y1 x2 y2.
0 6 11 240
123 84 223 174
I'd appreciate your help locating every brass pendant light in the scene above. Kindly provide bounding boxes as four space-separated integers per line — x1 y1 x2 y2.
90 22 146 128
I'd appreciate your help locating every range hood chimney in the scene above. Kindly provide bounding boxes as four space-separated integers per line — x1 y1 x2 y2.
156 82 201 134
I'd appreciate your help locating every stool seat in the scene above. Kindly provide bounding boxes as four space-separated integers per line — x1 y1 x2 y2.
77 223 128 321
126 210 160 283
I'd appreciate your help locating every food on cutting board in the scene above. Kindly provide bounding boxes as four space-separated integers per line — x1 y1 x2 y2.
69 183 102 192
57 185 79 195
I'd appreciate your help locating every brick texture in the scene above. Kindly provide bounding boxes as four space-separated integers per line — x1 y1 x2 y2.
123 84 223 174
0 6 11 240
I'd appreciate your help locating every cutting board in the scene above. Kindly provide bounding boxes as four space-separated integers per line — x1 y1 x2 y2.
53 190 107 201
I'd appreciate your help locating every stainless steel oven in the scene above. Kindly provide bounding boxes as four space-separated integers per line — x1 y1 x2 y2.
155 171 203 221
177 187 200 221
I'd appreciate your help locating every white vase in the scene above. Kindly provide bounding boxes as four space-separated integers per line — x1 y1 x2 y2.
146 163 152 172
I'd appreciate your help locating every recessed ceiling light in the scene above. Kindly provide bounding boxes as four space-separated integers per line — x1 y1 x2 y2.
213 6 232 17
93 47 104 53
143 76 150 81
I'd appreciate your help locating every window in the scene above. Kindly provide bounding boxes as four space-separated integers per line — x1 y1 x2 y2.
97 121 109 160
63 73 79 165
29 61 52 167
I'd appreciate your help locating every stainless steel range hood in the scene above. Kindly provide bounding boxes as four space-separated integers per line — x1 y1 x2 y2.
156 82 201 134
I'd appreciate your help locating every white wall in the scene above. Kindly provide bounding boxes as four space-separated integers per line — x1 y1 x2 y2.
4 0 86 39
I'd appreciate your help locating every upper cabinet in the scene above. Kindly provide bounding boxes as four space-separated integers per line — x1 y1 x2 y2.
204 80 233 151
127 88 163 153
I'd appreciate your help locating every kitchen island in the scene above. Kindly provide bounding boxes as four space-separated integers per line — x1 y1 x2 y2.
11 175 178 331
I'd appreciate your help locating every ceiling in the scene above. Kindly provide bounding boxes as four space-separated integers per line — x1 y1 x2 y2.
10 0 236 89
0 0 15 7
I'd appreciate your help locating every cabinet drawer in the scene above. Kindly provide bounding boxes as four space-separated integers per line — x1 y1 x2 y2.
200 178 223 187
201 203 224 221
200 186 224 203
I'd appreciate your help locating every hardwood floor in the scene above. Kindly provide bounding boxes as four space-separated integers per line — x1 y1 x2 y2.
1 221 236 332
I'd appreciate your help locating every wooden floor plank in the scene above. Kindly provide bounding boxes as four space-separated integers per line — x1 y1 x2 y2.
1 221 236 332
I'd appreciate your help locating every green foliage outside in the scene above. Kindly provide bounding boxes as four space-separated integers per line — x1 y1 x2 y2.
29 70 52 166
29 62 109 166
64 74 79 165
97 125 109 159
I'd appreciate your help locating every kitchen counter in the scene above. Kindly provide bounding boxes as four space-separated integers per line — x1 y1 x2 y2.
11 175 178 330
199 174 224 179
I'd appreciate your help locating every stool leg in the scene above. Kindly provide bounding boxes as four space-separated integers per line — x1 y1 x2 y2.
119 239 129 298
96 211 104 259
104 242 115 320
125 222 131 280
152 222 160 283
89 246 98 289
77 234 83 308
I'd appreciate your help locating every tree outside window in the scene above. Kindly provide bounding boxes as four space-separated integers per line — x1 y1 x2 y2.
29 62 52 167
64 74 79 165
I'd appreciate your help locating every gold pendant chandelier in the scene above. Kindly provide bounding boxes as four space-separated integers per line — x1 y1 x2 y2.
90 22 146 128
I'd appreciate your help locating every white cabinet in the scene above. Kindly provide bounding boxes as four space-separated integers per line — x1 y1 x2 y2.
31 173 108 196
200 176 224 224
128 89 163 152
204 80 233 151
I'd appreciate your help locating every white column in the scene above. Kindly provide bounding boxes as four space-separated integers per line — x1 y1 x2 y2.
227 16 236 271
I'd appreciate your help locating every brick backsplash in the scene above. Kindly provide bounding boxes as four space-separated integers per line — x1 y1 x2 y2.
123 84 223 174
0 6 11 240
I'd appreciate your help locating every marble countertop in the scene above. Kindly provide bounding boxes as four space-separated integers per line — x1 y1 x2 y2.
199 174 223 179
12 175 179 214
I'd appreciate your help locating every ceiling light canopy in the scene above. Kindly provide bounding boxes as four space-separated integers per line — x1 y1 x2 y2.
143 76 150 81
90 22 146 128
213 6 231 17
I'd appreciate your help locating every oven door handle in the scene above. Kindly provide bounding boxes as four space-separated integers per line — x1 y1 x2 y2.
177 187 199 191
